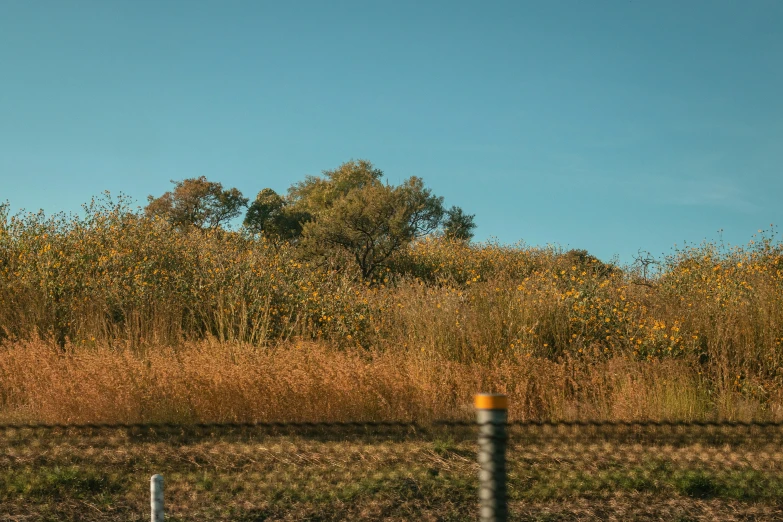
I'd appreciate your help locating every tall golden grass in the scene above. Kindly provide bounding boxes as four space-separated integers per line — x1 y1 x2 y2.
2 338 760 424
1 198 782 422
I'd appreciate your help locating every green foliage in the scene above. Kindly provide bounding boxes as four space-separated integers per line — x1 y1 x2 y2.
298 175 445 278
1 466 122 501
244 188 306 243
673 470 719 498
248 160 454 279
287 159 384 214
442 206 476 241
146 176 248 231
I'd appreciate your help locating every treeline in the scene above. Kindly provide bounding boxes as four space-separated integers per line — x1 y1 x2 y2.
145 159 476 279
1 160 783 396
3 159 783 423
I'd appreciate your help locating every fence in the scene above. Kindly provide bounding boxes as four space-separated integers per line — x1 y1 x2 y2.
1 396 783 521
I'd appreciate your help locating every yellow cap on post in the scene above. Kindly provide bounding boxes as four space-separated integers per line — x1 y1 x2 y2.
474 393 508 410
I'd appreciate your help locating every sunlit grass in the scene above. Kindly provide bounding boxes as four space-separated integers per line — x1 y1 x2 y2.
1 199 782 422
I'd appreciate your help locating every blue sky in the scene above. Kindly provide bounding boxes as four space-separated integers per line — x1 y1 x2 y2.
1 1 781 264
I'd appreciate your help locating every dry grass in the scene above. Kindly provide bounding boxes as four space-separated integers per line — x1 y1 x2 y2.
0 338 778 424
2 200 782 519
1 201 783 423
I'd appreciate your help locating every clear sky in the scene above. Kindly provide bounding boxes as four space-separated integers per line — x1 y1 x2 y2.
1 1 781 264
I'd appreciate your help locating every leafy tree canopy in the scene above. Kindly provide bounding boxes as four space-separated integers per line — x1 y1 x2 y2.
244 188 306 242
443 206 476 241
246 160 474 279
146 177 248 231
288 159 385 215
299 175 445 278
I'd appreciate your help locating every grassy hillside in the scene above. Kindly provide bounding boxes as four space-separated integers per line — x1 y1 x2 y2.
1 201 782 422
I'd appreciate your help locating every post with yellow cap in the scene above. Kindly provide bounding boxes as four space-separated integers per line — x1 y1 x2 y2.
475 393 508 522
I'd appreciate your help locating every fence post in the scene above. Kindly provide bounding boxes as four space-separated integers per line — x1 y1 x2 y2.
475 393 508 522
151 474 164 522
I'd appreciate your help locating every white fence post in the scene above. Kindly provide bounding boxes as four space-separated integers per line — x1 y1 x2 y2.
475 393 508 522
151 474 164 522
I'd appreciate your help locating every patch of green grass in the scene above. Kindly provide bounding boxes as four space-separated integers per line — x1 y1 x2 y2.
0 465 124 502
673 470 719 498
510 459 783 502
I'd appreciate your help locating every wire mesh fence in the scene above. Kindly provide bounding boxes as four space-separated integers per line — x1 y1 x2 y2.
507 420 783 521
1 419 782 521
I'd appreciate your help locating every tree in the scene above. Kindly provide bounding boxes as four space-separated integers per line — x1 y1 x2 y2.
287 159 384 213
299 175 444 278
443 206 476 241
247 159 464 279
145 177 248 231
244 188 307 243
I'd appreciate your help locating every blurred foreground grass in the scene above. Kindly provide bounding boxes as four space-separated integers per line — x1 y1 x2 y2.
1 424 781 521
